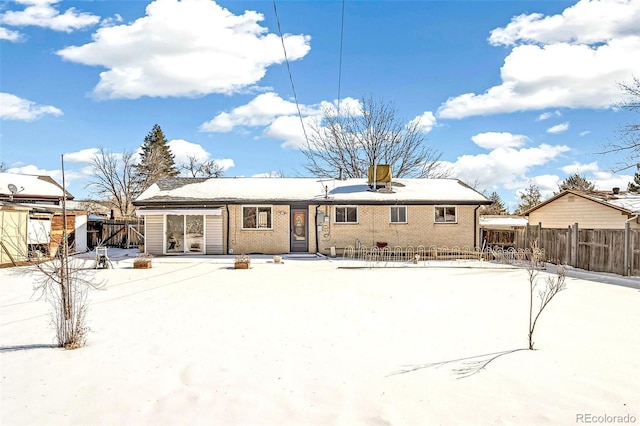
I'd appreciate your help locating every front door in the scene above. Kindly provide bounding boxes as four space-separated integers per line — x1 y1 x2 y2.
290 207 308 252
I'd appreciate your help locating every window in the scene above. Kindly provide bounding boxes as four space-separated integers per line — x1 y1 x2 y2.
435 206 456 223
242 206 272 229
335 206 358 223
390 206 407 223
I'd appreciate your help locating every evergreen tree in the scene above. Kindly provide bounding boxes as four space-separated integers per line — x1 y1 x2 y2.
135 124 179 190
515 182 542 215
629 169 640 192
480 191 509 215
556 173 596 193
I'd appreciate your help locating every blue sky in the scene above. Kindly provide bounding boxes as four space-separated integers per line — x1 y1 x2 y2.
1 0 639 211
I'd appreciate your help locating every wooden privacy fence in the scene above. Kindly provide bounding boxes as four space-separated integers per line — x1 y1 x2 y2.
88 219 144 249
515 223 639 276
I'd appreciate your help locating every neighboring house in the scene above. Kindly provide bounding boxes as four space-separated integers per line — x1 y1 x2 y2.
522 189 640 229
0 173 88 256
133 177 491 256
479 215 528 248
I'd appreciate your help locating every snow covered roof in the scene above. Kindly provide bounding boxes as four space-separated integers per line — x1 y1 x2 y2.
479 215 528 227
0 173 72 200
134 177 491 206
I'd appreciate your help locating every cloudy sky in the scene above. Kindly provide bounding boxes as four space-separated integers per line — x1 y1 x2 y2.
1 0 639 210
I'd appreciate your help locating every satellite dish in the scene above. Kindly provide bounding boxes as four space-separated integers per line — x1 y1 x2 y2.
7 183 23 201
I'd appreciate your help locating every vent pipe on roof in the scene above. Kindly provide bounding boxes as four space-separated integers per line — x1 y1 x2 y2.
613 187 620 195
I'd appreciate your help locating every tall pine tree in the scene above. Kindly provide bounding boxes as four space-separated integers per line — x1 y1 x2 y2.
135 124 179 191
556 173 596 193
480 191 509 215
629 169 640 192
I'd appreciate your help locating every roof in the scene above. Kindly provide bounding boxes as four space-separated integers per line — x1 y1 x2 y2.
0 173 73 200
479 215 528 227
522 189 640 216
134 177 491 206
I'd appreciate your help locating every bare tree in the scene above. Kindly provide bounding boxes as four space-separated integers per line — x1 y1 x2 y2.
0 161 7 172
301 96 447 179
601 76 640 171
180 155 225 178
87 148 139 217
526 241 566 350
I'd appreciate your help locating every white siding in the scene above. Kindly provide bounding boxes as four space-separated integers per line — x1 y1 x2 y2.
206 215 223 254
145 215 164 255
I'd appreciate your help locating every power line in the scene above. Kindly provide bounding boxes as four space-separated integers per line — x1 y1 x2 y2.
337 0 345 115
272 0 309 146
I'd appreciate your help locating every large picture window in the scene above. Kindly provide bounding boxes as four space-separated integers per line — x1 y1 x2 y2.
242 206 272 229
435 206 457 223
390 206 407 223
335 206 358 223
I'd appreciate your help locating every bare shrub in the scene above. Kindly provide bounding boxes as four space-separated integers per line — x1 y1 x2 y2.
30 254 104 349
526 241 566 350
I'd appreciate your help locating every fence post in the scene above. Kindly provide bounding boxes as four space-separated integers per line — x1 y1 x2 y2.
624 221 631 277
571 223 579 267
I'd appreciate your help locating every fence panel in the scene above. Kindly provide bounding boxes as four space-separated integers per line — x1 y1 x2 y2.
96 220 145 248
540 228 569 265
577 229 626 275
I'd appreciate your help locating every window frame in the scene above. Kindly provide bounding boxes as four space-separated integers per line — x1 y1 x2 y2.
434 205 457 224
390 205 407 224
241 205 273 230
334 205 358 224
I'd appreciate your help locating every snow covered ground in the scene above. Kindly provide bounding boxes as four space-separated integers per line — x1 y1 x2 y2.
1 250 638 425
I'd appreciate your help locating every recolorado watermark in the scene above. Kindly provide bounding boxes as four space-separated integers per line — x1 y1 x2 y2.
576 413 637 424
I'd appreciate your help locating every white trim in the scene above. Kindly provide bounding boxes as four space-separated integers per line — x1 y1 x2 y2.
136 208 221 216
334 205 358 224
390 205 407 224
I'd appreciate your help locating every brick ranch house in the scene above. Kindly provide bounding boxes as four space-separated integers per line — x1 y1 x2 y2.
133 177 491 256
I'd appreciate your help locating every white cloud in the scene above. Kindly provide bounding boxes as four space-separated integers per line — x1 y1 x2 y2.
547 122 569 134
536 110 561 121
56 0 311 99
265 115 318 149
168 139 210 165
200 92 305 132
437 0 640 119
488 0 640 47
470 132 528 149
0 92 63 121
443 138 570 192
579 130 591 136
408 111 437 133
0 26 22 41
64 148 100 164
167 139 235 173
560 161 600 174
0 0 100 32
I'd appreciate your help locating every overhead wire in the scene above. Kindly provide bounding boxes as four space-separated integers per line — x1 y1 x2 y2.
272 0 309 146
337 0 345 115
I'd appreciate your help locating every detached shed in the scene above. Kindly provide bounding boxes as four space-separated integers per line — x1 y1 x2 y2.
0 202 30 266
479 215 528 249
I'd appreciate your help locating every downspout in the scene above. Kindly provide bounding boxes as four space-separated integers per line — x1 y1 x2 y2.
474 205 480 249
225 205 230 255
315 204 320 255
